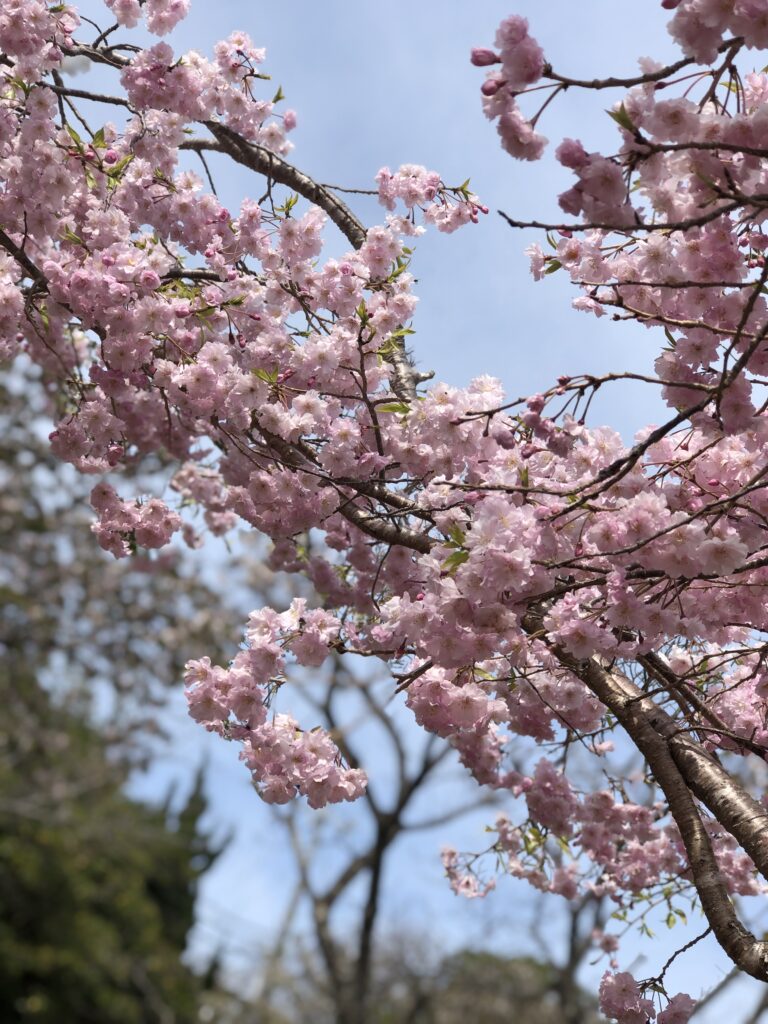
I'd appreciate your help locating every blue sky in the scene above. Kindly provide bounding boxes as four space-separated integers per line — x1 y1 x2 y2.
64 1 768 1017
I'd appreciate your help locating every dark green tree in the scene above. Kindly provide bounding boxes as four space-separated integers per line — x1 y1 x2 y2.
0 671 223 1023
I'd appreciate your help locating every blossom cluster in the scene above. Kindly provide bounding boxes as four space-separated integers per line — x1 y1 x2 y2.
0 1 78 80
120 36 294 148
376 164 488 232
600 973 695 1024
106 0 190 35
666 0 768 63
90 482 182 557
185 601 366 807
471 17 547 160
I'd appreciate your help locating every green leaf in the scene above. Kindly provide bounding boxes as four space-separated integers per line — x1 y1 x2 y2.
376 402 411 415
522 826 544 855
92 127 106 150
60 227 85 246
544 259 562 275
447 523 466 547
272 86 285 103
253 368 279 384
277 193 298 216
388 261 409 281
66 124 83 147
442 549 470 573
607 103 636 133
106 154 134 183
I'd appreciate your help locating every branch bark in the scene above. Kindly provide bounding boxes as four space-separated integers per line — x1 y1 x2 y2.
523 611 768 981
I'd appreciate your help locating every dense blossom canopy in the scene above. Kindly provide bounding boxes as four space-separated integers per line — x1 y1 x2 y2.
5 0 768 1018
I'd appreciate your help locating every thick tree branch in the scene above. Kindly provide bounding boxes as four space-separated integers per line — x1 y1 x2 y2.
189 123 367 250
523 612 768 980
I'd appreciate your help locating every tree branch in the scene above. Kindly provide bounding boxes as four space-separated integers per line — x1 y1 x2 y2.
523 611 768 981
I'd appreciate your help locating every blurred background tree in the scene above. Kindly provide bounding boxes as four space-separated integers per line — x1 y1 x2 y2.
0 367 253 760
0 367 240 1022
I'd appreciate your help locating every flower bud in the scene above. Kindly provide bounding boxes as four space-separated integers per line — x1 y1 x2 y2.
471 48 501 67
481 78 504 97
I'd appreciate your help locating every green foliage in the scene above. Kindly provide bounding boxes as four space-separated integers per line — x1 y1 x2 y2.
0 673 221 1023
425 950 601 1024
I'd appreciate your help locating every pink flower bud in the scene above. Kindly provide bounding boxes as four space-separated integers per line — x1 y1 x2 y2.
107 443 123 466
471 48 501 67
481 78 504 97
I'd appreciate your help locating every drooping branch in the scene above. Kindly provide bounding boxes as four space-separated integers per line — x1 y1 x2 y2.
254 424 433 552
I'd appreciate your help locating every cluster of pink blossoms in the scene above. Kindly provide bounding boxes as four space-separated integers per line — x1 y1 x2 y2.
120 35 295 148
90 482 182 557
600 973 695 1024
444 767 761 909
0 1 78 80
105 0 190 35
185 601 366 807
471 16 547 160
376 164 488 232
665 0 768 62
